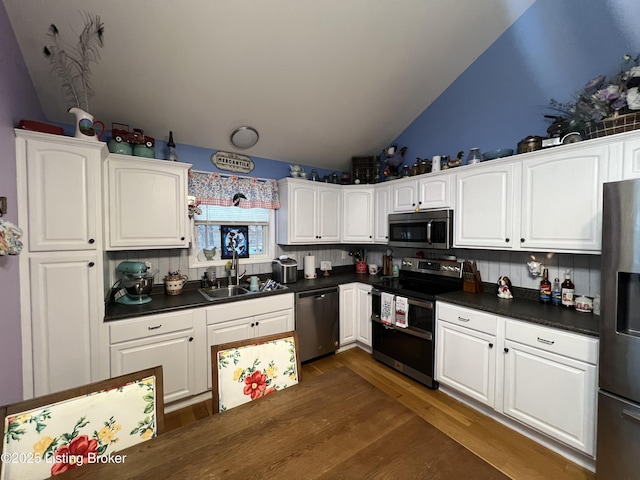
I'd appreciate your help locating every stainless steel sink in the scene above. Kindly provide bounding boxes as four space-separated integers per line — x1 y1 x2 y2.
198 286 251 301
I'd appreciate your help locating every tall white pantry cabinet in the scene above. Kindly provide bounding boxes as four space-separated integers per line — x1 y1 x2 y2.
16 130 110 398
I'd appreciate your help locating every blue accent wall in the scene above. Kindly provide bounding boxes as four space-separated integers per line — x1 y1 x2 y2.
392 0 640 164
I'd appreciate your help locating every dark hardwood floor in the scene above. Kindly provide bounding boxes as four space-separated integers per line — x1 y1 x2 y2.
165 347 595 480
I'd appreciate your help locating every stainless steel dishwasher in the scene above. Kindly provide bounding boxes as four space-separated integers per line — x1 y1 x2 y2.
295 287 339 362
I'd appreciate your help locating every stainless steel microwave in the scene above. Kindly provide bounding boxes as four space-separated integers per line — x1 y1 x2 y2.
387 210 453 249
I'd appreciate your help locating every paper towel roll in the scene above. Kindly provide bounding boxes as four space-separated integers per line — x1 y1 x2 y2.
304 255 317 279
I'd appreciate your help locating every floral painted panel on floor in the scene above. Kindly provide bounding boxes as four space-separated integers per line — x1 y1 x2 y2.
216 337 299 412
1 376 158 479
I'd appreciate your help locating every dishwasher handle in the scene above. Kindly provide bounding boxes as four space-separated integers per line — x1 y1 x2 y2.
296 287 339 300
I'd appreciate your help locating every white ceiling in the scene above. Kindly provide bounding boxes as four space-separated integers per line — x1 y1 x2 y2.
4 0 535 171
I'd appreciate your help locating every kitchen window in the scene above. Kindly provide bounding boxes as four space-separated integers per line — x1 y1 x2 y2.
189 205 275 267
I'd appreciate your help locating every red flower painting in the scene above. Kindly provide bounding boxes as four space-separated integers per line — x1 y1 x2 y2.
50 435 99 476
243 371 267 399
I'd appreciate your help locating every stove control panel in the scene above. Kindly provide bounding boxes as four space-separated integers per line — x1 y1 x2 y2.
400 257 462 278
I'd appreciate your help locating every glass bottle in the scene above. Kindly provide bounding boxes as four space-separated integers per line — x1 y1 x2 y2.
539 268 551 304
561 271 575 308
552 277 561 306
167 131 178 162
401 165 410 177
466 148 482 165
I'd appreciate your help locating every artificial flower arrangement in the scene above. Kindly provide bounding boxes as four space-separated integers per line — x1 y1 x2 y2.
549 54 640 138
550 54 640 138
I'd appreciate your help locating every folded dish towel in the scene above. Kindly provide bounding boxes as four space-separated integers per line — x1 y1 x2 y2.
381 292 395 325
395 296 409 328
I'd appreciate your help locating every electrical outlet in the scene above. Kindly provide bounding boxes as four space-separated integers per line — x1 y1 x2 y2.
0 196 6 216
341 250 347 260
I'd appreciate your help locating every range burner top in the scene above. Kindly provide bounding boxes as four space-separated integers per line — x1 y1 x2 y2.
375 257 463 300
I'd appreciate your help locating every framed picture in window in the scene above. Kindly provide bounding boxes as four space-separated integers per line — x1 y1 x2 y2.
221 226 249 259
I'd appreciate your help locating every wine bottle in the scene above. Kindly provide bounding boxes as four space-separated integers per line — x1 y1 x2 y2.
539 268 551 304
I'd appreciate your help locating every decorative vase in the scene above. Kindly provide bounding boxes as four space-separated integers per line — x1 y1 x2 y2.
68 107 104 141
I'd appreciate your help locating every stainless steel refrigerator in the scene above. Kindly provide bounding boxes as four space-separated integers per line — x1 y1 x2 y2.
598 178 640 478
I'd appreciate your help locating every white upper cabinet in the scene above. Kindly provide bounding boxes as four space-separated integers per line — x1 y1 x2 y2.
455 162 518 249
17 131 105 252
519 145 608 252
105 155 191 250
342 186 374 243
373 185 391 243
391 178 419 212
454 141 608 253
276 179 341 244
417 174 451 209
621 135 640 179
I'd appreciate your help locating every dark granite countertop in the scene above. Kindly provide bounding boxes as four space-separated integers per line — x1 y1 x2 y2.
104 269 380 322
105 269 600 337
436 290 600 337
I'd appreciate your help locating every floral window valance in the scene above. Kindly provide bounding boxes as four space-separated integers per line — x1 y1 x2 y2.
188 170 280 209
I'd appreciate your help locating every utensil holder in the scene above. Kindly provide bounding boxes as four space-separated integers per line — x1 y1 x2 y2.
355 261 367 273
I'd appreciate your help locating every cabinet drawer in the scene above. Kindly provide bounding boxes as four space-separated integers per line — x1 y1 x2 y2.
505 319 598 364
206 293 294 325
110 310 194 343
438 302 497 335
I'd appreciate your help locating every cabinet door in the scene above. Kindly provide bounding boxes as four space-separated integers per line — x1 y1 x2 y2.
107 157 189 249
111 330 197 404
255 309 294 336
373 185 391 243
25 139 101 251
622 135 640 179
520 145 607 252
502 339 597 455
391 180 418 212
30 253 103 396
455 163 516 249
436 321 496 407
342 188 373 243
317 186 341 242
356 284 372 347
339 284 357 346
290 183 317 243
417 175 451 209
207 318 254 390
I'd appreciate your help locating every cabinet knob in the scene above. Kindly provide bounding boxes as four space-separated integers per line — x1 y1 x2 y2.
504 347 509 353
251 323 255 327
189 337 194 342
255 322 259 326
88 262 95 267
88 238 95 244
489 343 494 349
412 203 416 207
520 238 525 243
505 238 510 243
369 235 372 239
180 236 185 241
418 201 422 205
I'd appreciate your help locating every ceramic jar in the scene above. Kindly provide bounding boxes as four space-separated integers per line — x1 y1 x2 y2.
164 273 188 295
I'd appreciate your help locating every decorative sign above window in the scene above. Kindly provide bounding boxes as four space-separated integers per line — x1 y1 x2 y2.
211 151 255 174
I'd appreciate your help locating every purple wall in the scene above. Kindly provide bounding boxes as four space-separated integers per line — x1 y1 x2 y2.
0 2 45 405
392 0 640 163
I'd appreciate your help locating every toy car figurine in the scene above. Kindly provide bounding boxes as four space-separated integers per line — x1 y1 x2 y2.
111 122 155 147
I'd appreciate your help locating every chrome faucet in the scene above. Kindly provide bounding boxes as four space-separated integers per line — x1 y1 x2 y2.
230 247 246 286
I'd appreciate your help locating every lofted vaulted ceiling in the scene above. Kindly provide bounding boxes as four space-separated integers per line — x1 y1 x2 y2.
4 0 535 170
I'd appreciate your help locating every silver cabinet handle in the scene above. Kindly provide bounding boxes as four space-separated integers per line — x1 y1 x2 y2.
458 316 470 322
148 325 162 330
537 337 555 345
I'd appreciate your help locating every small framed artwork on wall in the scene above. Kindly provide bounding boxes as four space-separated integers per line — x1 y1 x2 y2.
221 226 249 259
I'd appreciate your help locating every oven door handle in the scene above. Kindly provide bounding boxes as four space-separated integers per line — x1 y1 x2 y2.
407 298 433 310
427 220 432 244
371 315 433 341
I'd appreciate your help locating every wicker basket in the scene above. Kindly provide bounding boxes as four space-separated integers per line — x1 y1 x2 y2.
585 111 640 139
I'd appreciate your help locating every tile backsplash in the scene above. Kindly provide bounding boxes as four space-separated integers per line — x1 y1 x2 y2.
107 245 601 298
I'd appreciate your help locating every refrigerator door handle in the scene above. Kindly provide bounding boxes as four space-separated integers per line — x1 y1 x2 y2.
621 408 640 425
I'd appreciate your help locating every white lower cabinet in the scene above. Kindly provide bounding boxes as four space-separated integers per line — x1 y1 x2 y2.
206 294 295 389
436 302 598 457
109 310 207 405
339 283 372 348
502 319 598 456
436 304 497 407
